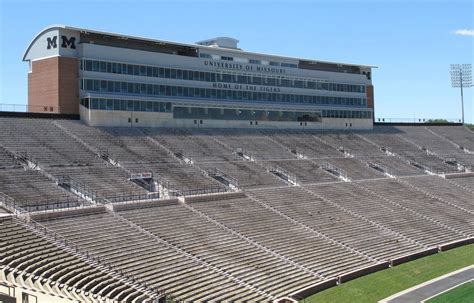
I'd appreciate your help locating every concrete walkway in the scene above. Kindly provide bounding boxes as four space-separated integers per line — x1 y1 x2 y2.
379 265 474 303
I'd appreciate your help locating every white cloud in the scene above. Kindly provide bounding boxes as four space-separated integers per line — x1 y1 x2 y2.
453 29 474 36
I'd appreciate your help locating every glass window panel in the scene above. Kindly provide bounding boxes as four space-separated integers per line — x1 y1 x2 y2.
133 101 140 111
126 100 134 111
92 61 99 72
99 61 106 72
153 102 160 112
99 99 106 110
91 98 99 109
100 80 107 91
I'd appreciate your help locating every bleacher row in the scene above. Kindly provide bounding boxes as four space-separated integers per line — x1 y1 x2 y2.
0 118 472 208
0 117 473 302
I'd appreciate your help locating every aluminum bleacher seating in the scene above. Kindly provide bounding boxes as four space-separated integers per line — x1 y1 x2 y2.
0 217 150 302
427 126 474 152
396 126 474 168
359 178 474 236
361 127 459 174
262 159 338 184
307 182 468 247
262 130 338 159
38 208 274 302
189 194 377 278
1 117 473 302
48 165 149 200
197 160 286 189
211 129 297 160
315 158 385 180
0 150 20 170
55 121 175 164
0 168 84 211
126 162 225 192
448 176 474 191
248 186 423 261
0 118 101 167
117 201 322 299
403 175 474 212
143 128 241 163
364 156 425 177
316 132 385 157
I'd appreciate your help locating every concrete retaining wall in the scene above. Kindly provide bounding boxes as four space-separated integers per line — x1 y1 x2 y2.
439 238 474 252
390 248 439 267
290 278 338 300
338 262 390 284
185 192 247 203
113 199 179 211
30 206 105 221
444 172 474 179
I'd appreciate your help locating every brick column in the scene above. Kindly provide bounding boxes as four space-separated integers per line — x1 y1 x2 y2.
28 56 79 114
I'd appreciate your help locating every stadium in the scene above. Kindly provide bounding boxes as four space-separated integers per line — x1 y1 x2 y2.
0 24 473 303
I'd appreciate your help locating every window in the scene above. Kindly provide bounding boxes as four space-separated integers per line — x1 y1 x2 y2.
100 80 107 91
153 102 160 112
127 100 134 111
199 53 212 59
127 64 134 75
139 66 146 76
90 60 98 72
106 99 114 110
98 61 105 73
99 99 106 110
281 62 297 68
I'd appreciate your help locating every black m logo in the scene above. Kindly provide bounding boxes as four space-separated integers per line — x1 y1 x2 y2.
61 36 76 49
47 36 57 49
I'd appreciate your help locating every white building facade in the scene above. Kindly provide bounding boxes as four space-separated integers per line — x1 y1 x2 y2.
24 25 375 129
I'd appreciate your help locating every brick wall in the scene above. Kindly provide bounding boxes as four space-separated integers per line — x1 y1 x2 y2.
58 57 79 114
366 85 374 109
28 56 78 114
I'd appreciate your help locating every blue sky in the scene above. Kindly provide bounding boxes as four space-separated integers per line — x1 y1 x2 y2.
1 0 472 122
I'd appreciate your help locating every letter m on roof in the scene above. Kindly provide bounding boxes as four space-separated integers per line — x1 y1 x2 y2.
47 36 57 49
61 36 76 49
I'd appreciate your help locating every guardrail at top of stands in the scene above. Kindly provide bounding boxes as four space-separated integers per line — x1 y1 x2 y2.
375 118 462 123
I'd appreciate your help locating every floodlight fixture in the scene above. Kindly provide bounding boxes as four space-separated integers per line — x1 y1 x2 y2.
450 64 472 124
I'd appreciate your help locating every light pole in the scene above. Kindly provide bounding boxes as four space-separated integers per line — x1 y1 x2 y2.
450 64 472 124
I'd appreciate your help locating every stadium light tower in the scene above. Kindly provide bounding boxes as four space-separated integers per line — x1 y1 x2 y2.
450 64 472 124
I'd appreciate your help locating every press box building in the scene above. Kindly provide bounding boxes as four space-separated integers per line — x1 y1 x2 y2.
23 25 376 129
